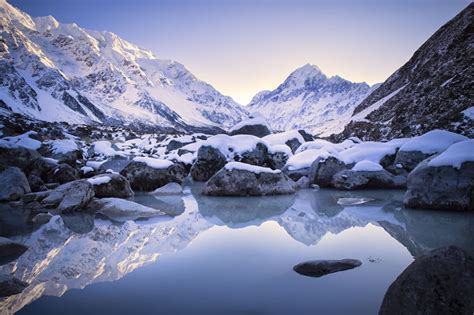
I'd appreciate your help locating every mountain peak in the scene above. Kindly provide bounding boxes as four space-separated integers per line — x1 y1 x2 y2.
291 63 324 78
34 15 59 32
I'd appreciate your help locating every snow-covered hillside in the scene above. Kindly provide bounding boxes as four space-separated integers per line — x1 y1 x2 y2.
247 64 378 136
0 0 248 131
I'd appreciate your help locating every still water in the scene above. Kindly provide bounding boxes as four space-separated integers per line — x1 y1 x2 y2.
1 184 473 315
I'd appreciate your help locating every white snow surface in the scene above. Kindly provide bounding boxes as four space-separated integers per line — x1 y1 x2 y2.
204 134 267 159
87 175 112 185
428 140 474 169
352 160 384 172
0 131 42 150
46 139 78 154
225 162 281 174
399 129 468 154
462 107 474 120
90 141 126 158
285 149 333 171
263 130 304 146
338 141 400 164
133 156 173 169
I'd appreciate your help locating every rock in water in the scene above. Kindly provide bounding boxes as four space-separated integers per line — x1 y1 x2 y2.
293 259 362 278
94 198 166 222
190 146 227 181
379 246 474 315
150 182 183 195
0 167 31 201
87 173 134 198
0 237 28 265
202 162 296 196
41 179 94 212
0 274 28 297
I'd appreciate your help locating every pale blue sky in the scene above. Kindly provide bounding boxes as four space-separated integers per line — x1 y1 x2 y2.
9 0 472 104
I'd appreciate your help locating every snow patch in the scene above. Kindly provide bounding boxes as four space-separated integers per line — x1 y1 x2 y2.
428 140 474 169
133 156 173 169
399 129 467 154
225 162 281 174
352 160 384 172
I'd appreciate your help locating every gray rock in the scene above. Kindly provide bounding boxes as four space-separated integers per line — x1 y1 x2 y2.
379 246 474 315
0 167 31 201
98 157 131 173
285 137 303 154
94 198 167 222
404 160 474 211
0 274 28 297
27 174 47 192
61 212 94 234
0 145 40 172
229 123 271 138
150 182 183 195
309 156 348 187
120 161 185 192
31 213 52 225
233 143 269 167
394 150 432 172
293 259 362 277
190 146 227 181
295 176 310 188
202 167 296 196
332 169 406 190
51 163 79 184
166 139 193 152
88 173 134 198
41 179 94 212
267 150 290 170
0 236 28 265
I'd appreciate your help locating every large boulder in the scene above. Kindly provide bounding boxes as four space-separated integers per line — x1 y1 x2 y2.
0 144 40 171
229 116 272 138
267 145 292 170
379 246 474 315
331 161 406 190
309 156 348 187
40 139 82 166
190 145 227 181
50 163 79 184
0 237 28 265
97 157 131 173
120 157 185 191
0 167 31 201
87 173 134 198
283 149 333 181
263 130 305 154
202 162 296 196
404 141 474 211
41 179 94 212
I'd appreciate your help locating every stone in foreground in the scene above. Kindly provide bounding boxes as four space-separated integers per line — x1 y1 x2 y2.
202 162 296 196
379 246 474 315
293 259 362 278
87 173 134 198
0 167 31 201
41 179 94 212
0 274 28 297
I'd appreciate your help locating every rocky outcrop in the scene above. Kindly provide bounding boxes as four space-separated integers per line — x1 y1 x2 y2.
331 169 406 190
120 161 185 191
190 146 227 181
202 163 296 196
404 160 474 211
41 180 94 212
293 259 362 278
87 173 134 198
380 246 474 315
309 156 348 187
0 167 31 201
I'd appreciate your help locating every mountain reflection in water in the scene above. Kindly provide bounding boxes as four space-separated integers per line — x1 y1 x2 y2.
0 183 473 314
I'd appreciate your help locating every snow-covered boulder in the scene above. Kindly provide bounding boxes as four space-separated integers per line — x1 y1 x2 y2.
404 140 474 211
41 179 94 213
94 198 166 222
331 160 406 190
229 116 272 138
267 145 292 169
190 145 227 181
283 149 334 181
87 173 134 198
97 158 131 173
309 156 348 187
120 157 185 191
395 130 468 171
338 141 401 168
88 141 126 159
202 162 296 196
0 167 31 201
263 130 304 153
40 139 82 166
0 236 28 265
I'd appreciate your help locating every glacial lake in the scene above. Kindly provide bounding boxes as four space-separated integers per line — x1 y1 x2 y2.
1 184 473 315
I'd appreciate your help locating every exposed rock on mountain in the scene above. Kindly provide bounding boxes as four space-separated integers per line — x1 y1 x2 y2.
338 3 474 141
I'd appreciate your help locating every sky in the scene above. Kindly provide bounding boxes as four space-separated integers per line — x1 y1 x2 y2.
9 0 472 105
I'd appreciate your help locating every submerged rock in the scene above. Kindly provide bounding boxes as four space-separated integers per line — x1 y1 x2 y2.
293 259 362 277
87 173 134 198
379 246 474 315
0 167 31 201
0 274 28 297
202 162 296 196
0 236 28 265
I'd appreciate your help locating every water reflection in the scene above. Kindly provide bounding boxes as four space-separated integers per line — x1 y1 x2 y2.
0 184 473 314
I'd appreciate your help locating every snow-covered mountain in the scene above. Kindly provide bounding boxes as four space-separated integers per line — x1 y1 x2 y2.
0 0 248 132
247 64 377 136
337 2 474 141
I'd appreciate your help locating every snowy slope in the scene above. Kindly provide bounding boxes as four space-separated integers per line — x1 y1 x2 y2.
247 64 377 136
0 0 248 130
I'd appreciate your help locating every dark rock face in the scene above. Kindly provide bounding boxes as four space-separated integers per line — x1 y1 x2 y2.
190 146 227 181
285 138 303 154
393 150 432 172
338 3 474 141
293 259 362 278
0 167 31 201
98 158 131 173
202 168 296 196
166 139 193 152
332 169 406 190
267 151 290 170
41 179 94 212
0 236 28 265
234 143 269 167
298 129 314 142
51 163 79 184
229 124 271 138
120 162 185 191
0 146 40 171
404 160 474 211
27 174 47 192
0 274 28 297
379 246 474 315
309 156 348 187
88 173 134 198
